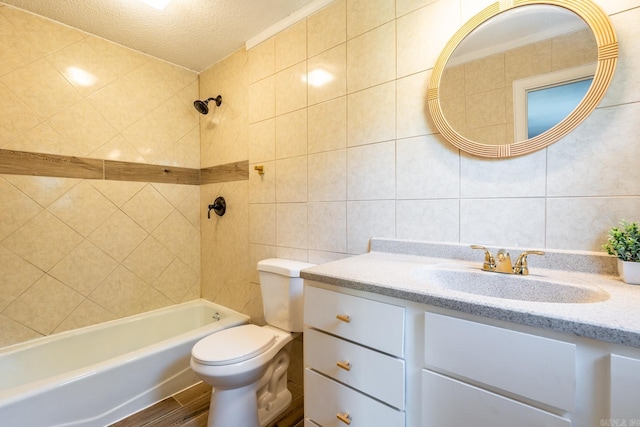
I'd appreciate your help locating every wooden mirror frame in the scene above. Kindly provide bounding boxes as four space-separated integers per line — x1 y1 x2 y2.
427 0 618 158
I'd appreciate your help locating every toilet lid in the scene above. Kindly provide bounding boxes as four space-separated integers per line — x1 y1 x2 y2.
192 324 276 366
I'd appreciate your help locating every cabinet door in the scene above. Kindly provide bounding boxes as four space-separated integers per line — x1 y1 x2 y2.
422 370 571 427
305 368 405 427
304 285 405 357
610 354 640 421
424 312 576 411
305 328 405 409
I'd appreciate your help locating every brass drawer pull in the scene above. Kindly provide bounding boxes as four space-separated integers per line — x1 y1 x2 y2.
336 314 351 323
336 360 351 371
337 412 352 425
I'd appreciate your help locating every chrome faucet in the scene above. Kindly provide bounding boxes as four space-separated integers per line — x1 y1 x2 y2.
471 245 545 275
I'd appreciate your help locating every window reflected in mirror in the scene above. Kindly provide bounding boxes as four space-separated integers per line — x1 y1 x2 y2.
525 76 593 139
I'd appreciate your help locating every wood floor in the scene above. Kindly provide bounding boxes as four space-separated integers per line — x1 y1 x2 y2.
110 381 304 427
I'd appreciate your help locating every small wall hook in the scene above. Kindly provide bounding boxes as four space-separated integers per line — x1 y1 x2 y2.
254 165 264 175
207 196 226 218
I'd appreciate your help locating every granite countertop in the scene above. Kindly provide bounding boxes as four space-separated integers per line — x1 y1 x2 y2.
300 239 640 348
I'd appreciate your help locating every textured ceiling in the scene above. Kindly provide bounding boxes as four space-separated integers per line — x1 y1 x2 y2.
0 0 317 72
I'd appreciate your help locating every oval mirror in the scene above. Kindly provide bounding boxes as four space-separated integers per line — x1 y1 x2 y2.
428 0 618 158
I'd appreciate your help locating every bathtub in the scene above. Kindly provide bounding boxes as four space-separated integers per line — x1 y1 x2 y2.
0 299 249 427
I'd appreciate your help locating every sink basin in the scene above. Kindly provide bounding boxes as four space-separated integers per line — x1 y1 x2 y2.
411 267 609 303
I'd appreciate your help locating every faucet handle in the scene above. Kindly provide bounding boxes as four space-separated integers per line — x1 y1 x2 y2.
470 245 496 271
514 250 545 275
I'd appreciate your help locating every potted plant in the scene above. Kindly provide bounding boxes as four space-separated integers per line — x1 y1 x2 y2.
603 220 640 285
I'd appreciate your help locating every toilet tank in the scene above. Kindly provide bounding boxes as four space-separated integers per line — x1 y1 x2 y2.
257 258 315 333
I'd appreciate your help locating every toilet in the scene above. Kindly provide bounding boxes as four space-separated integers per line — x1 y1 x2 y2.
190 258 314 427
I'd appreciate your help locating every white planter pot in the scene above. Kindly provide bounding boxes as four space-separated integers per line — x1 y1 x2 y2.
618 259 640 285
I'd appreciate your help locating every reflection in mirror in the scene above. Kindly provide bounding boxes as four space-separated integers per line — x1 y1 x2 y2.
428 0 618 158
439 5 597 146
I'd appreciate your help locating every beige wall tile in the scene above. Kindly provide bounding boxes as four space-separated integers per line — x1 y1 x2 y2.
397 135 460 199
276 20 307 72
3 274 83 335
275 61 308 115
547 104 640 197
347 21 395 93
48 181 118 237
347 141 395 200
47 38 118 97
0 176 43 240
308 96 347 153
276 109 308 159
308 43 347 106
249 203 276 245
397 71 434 139
347 81 396 147
121 185 174 233
3 210 83 271
249 119 276 163
396 0 439 17
600 8 640 107
89 210 148 262
346 0 395 39
308 0 346 57
308 201 347 252
308 149 347 201
460 198 546 248
0 58 81 120
276 156 308 202
122 236 175 285
0 247 43 311
249 76 275 124
0 314 42 348
248 38 275 83
460 150 546 198
396 199 460 242
347 200 395 254
0 83 41 146
49 240 118 296
547 197 640 251
89 266 149 317
397 1 460 78
249 160 276 203
276 202 308 248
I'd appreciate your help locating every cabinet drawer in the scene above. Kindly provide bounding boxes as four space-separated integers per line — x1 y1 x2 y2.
422 370 571 427
304 420 321 427
305 368 405 427
305 328 405 409
610 354 640 420
304 285 405 357
424 312 575 411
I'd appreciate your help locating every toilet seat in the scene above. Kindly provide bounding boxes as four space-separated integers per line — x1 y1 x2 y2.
192 324 276 366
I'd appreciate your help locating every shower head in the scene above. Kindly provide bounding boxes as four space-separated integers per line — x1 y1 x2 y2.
193 95 222 114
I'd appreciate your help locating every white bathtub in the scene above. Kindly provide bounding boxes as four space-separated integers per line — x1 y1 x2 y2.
0 299 249 427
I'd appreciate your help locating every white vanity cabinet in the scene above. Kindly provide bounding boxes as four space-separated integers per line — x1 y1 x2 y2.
421 312 575 426
303 280 640 427
610 354 640 421
303 285 406 427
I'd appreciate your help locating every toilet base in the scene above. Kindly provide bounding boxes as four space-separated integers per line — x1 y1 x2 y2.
258 389 292 426
207 383 260 427
205 385 292 427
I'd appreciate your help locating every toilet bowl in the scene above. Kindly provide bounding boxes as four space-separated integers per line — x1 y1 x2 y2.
190 258 314 427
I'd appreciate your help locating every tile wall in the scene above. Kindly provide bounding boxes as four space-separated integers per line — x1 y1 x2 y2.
0 5 201 347
199 0 640 318
2 0 640 349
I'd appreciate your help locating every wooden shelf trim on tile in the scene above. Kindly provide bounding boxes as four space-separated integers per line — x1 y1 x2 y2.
0 148 249 186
